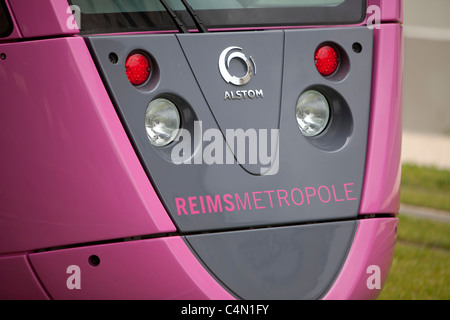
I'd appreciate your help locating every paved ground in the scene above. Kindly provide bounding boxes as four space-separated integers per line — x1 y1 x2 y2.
400 130 450 222
402 131 450 170
400 204 450 223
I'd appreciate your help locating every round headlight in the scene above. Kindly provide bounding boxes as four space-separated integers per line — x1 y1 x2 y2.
296 90 330 137
145 98 181 147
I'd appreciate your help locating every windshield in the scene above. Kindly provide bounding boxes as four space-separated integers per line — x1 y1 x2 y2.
73 0 346 13
70 0 366 34
0 0 13 37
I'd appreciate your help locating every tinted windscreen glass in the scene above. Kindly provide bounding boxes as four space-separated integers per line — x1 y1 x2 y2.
0 0 13 37
73 0 347 12
70 0 366 34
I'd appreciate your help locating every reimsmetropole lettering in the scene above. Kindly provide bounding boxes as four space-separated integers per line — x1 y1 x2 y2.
175 182 358 216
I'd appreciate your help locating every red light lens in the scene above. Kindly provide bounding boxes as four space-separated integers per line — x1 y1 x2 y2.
315 45 340 77
126 53 151 86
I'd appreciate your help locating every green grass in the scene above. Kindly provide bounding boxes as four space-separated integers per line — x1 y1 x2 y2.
379 241 450 300
378 164 450 300
396 213 450 250
401 163 450 212
378 213 450 300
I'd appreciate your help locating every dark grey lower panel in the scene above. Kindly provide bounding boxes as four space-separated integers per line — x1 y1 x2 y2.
185 220 357 300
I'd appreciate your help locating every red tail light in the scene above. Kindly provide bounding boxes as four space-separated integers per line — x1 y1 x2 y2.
315 45 340 77
125 53 151 86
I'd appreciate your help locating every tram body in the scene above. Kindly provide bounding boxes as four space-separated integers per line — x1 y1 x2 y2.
0 0 403 299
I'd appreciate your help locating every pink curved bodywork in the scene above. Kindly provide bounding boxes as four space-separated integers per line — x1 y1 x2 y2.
0 37 176 254
325 22 403 299
324 218 398 300
4 0 78 39
29 237 235 300
360 23 404 215
0 0 403 300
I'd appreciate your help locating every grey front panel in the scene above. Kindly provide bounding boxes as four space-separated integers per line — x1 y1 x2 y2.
87 27 373 233
185 221 357 300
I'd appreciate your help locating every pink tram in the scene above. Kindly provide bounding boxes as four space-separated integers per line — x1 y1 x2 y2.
0 0 403 300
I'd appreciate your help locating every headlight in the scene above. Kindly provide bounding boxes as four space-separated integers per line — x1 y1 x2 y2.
296 90 330 137
145 98 181 147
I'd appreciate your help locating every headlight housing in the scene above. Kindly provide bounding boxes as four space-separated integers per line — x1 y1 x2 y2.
145 98 181 147
296 90 330 137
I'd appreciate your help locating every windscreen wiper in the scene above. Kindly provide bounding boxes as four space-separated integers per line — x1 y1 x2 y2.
159 0 208 33
159 0 189 33
180 0 208 33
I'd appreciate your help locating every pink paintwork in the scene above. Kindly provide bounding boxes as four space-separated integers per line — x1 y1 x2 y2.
367 0 403 24
6 0 78 39
29 236 235 300
2 0 402 39
359 24 403 215
0 254 50 300
0 37 176 254
0 0 403 300
326 21 404 298
323 218 398 300
0 218 398 300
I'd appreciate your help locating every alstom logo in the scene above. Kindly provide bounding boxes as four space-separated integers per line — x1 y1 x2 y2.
219 46 264 101
219 46 255 86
